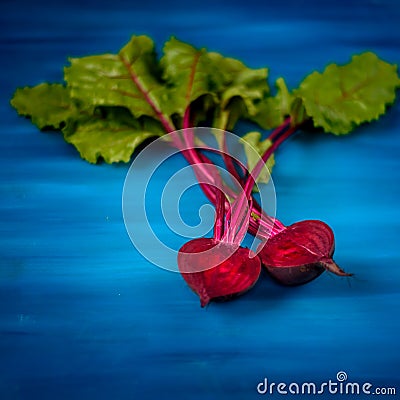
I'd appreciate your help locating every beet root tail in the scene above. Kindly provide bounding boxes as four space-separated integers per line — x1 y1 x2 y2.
200 291 211 308
321 259 353 277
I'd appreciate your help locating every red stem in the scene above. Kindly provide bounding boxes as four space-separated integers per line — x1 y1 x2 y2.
244 125 297 198
228 124 297 241
119 55 176 133
213 188 226 240
178 115 298 241
268 117 291 142
193 149 284 236
120 45 294 242
166 103 298 242
222 131 242 184
178 129 283 237
119 51 288 241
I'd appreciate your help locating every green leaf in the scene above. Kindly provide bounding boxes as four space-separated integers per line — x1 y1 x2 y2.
240 131 275 190
289 97 309 127
161 37 214 117
250 77 293 129
209 53 270 113
10 34 400 170
63 108 164 164
64 35 176 128
207 52 270 129
296 52 400 134
10 83 76 129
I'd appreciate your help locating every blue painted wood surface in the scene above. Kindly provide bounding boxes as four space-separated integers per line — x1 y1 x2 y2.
1 0 399 398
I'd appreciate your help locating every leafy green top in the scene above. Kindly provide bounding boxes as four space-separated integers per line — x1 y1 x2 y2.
11 83 76 130
295 52 400 134
10 35 400 164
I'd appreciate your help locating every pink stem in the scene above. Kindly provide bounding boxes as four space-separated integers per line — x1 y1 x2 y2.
232 198 253 245
120 50 294 243
229 125 297 240
173 108 299 243
192 150 284 238
181 108 244 204
245 126 297 198
222 131 242 184
213 188 226 241
119 55 176 133
118 51 287 241
268 117 291 142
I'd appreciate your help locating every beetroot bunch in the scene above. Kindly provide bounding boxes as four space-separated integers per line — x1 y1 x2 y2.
176 123 352 308
10 35 399 307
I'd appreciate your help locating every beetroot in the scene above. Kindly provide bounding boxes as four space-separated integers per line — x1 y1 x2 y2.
177 185 261 307
176 122 352 307
258 220 352 286
178 238 261 307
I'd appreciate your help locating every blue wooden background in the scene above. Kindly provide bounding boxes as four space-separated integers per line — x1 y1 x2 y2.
1 0 399 399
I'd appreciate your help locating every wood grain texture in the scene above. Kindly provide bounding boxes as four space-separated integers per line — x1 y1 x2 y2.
0 0 399 398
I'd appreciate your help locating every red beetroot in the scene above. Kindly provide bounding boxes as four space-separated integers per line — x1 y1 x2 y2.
178 238 261 307
177 122 352 306
176 145 262 308
258 220 352 286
